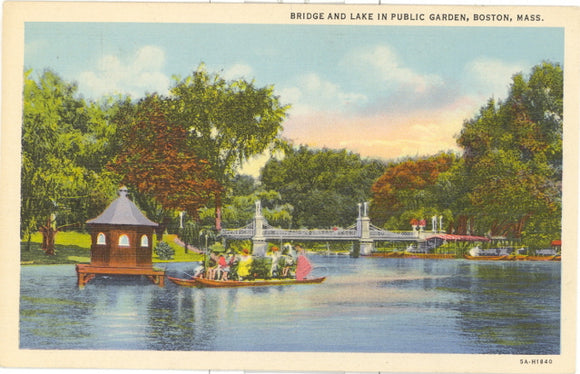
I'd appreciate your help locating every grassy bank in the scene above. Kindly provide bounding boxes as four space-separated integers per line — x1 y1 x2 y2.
21 231 203 265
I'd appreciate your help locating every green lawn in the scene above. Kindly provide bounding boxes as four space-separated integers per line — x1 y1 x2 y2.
21 231 203 265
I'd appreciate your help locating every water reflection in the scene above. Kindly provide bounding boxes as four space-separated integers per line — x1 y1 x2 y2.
443 261 560 354
20 258 560 353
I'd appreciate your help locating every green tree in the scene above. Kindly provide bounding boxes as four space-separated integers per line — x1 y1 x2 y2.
179 220 201 254
199 189 293 230
169 64 290 230
260 146 385 228
21 70 119 254
457 62 562 243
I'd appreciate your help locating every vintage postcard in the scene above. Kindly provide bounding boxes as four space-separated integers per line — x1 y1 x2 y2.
1 2 579 373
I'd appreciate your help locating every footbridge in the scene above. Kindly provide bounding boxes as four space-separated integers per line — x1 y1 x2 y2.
220 201 418 256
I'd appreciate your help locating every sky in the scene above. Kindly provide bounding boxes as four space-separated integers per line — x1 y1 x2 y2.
24 22 564 176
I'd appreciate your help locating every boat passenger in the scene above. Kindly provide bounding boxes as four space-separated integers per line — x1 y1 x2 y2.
237 248 253 280
280 248 295 278
269 246 281 278
226 252 238 280
295 245 313 281
192 263 205 278
205 253 220 280
218 254 230 281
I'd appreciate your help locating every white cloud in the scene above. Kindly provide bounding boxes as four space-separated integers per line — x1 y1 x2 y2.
134 46 165 71
280 72 367 116
78 45 170 99
464 57 526 101
223 63 254 80
347 45 444 94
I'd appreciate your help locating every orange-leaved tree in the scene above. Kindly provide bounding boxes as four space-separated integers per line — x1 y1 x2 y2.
110 95 220 226
370 153 456 230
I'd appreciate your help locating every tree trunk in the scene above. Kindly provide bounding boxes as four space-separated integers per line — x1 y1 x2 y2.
39 216 57 256
25 232 32 252
455 215 469 235
215 191 222 231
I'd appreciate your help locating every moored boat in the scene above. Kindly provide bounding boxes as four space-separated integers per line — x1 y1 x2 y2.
368 252 404 258
519 255 560 261
168 275 326 288
402 253 455 259
463 254 510 261
167 276 201 287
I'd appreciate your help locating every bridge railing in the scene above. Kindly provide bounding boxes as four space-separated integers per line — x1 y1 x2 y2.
263 228 358 239
221 228 254 239
370 231 417 239
221 222 418 241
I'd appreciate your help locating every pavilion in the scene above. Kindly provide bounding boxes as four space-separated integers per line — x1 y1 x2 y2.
75 187 165 288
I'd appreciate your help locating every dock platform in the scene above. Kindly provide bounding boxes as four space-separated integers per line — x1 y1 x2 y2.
75 264 165 288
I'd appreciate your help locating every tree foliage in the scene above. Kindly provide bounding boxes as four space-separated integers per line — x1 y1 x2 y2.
370 62 562 247
110 95 220 219
457 62 562 243
20 62 563 253
260 146 385 228
197 175 294 230
21 70 119 253
168 64 290 228
370 153 457 230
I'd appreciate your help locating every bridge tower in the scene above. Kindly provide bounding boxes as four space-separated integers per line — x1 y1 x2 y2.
357 202 374 256
252 201 268 257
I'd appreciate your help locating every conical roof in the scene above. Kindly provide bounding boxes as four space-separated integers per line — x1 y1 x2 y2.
86 187 158 227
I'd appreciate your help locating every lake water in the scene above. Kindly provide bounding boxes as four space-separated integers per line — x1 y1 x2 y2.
19 257 561 354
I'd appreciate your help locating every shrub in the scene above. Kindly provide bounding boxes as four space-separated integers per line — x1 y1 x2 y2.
154 241 175 260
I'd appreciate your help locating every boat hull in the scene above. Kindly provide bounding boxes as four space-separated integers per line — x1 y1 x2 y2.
463 254 510 261
368 252 404 258
168 276 326 288
402 253 455 259
167 276 201 287
520 255 560 261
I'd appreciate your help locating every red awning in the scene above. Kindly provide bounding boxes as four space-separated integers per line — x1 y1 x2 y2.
426 234 490 242
551 240 562 246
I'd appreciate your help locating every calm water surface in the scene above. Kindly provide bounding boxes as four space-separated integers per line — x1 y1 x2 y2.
20 257 560 353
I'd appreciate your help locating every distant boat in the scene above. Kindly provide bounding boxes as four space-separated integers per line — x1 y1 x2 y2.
368 252 404 258
167 276 326 288
371 252 455 259
518 255 560 262
463 254 510 261
403 253 455 259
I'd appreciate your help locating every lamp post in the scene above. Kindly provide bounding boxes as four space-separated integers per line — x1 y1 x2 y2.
200 231 210 276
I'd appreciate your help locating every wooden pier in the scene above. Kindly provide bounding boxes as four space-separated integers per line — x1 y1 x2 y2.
76 264 165 288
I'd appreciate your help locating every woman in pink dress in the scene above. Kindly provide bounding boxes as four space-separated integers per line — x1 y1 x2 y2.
295 245 312 280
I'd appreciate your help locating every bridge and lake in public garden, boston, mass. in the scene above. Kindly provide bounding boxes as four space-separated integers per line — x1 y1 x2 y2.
20 201 561 354
14 14 570 362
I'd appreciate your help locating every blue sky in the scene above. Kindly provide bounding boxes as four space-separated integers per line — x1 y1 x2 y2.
24 22 564 174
